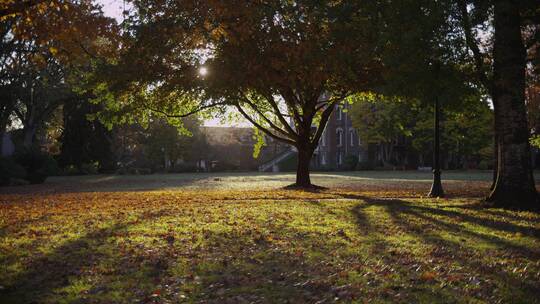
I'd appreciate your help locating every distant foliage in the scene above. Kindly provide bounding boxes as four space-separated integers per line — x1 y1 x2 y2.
0 157 26 186
343 155 359 171
13 148 58 184
349 93 493 168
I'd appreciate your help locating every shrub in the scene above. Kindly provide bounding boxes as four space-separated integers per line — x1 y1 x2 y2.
121 167 154 175
169 164 198 173
116 167 128 175
357 161 375 171
478 160 492 170
128 167 140 175
80 162 99 175
62 165 80 176
137 168 153 175
13 148 58 184
343 154 359 171
0 157 27 186
212 161 240 172
316 165 335 172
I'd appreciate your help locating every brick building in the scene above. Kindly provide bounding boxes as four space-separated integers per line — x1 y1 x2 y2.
314 102 367 169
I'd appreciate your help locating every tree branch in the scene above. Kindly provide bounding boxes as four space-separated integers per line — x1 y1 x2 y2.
234 104 296 146
261 91 298 137
278 87 302 126
457 0 492 92
240 93 294 139
141 101 226 118
310 99 341 148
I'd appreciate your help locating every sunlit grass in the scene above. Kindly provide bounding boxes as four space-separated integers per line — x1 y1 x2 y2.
1 186 539 303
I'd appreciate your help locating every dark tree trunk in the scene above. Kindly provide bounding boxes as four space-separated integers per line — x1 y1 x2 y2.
490 134 498 190
0 104 13 155
295 145 313 187
0 122 6 155
487 0 538 209
22 125 37 148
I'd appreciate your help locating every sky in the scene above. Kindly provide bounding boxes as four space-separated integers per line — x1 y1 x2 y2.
96 0 126 21
95 0 246 127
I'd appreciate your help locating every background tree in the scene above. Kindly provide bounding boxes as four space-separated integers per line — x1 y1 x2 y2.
0 0 119 150
350 93 493 169
349 94 416 166
366 0 537 209
58 97 115 173
141 117 207 171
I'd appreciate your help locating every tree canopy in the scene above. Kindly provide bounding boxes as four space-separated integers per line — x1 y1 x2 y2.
101 0 384 187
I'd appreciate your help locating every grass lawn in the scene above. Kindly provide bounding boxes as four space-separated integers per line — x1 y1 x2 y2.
1 172 539 303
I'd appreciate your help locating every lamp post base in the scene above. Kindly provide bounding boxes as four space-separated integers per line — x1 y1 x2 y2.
428 169 444 198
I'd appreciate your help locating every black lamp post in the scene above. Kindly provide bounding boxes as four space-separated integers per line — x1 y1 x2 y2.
428 61 444 198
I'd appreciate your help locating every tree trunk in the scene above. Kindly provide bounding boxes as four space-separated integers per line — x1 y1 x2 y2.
487 0 538 209
490 134 498 190
295 145 313 187
0 124 6 155
22 125 37 148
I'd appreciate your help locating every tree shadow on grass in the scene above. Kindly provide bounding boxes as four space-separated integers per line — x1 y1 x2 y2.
0 211 172 304
183 230 346 303
0 208 360 303
351 196 540 302
336 192 540 242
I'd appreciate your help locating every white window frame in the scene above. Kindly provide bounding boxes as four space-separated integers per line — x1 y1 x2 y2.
349 128 355 147
336 128 343 147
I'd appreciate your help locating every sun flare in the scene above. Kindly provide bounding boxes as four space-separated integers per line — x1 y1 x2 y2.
199 66 208 76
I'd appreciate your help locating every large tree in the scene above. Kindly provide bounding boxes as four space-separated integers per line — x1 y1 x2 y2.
102 0 382 187
368 0 538 209
0 0 119 150
486 0 537 207
457 0 539 209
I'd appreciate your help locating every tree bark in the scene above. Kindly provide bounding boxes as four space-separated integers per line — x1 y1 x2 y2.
487 0 538 209
296 145 313 187
490 134 498 190
22 125 37 148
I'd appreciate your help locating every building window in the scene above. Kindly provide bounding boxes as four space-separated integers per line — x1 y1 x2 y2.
349 129 355 146
337 106 342 120
320 130 326 146
358 134 361 146
321 152 327 165
336 128 343 146
337 151 343 166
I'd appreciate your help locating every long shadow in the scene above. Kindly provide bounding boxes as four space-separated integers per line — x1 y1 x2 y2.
406 204 540 239
351 196 540 301
185 229 343 303
336 192 540 243
358 197 540 256
0 211 170 303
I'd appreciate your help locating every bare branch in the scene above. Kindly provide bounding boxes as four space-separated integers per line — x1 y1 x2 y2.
310 99 341 148
240 93 294 139
234 104 296 146
261 91 298 137
278 87 302 126
141 101 226 118
457 0 492 92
